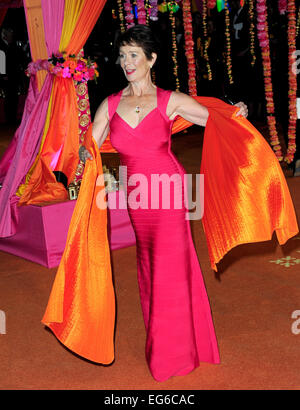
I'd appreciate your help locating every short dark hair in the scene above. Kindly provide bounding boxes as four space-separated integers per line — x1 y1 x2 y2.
116 24 160 61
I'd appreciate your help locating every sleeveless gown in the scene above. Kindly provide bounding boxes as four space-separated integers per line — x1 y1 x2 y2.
108 87 220 382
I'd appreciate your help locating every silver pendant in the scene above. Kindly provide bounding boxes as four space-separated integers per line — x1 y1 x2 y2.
135 106 140 114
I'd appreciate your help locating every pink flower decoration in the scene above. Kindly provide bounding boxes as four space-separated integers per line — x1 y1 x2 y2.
62 67 71 78
278 0 287 15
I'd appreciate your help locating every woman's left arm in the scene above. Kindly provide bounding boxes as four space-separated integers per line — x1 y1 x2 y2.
167 92 248 126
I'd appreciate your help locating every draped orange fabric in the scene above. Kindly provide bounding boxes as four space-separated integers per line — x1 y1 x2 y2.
99 135 117 153
196 97 298 270
19 0 107 205
66 0 107 55
18 77 78 205
42 126 115 364
42 96 298 364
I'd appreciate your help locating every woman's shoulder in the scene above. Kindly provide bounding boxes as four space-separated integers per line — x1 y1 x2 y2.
107 89 123 99
157 86 173 95
158 88 188 101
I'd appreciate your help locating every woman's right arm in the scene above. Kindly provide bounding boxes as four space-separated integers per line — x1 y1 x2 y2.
79 97 110 162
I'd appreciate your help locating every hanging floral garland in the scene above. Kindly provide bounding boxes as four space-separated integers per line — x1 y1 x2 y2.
145 0 150 24
202 0 213 81
117 0 126 32
124 0 135 29
296 4 300 36
149 0 158 21
137 0 147 24
248 0 256 67
278 0 287 14
207 0 217 8
216 0 225 12
224 1 233 84
182 0 197 95
169 7 180 91
256 0 283 161
285 0 297 163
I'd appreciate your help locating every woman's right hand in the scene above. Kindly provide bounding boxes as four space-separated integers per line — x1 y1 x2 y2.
79 146 93 163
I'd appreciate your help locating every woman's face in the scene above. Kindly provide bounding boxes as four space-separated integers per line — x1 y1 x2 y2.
119 43 156 82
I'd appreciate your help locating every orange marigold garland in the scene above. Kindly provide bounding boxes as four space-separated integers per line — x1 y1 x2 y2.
182 0 197 95
145 0 150 25
248 0 256 67
202 0 213 81
224 1 233 84
117 0 126 33
296 4 300 36
285 0 297 163
256 0 283 161
169 7 180 91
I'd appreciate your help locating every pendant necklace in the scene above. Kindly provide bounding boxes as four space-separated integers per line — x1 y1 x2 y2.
135 106 141 114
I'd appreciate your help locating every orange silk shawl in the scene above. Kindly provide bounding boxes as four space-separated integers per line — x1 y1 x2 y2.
42 96 299 364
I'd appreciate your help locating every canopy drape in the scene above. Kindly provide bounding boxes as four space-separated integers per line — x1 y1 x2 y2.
0 0 107 235
16 0 66 200
0 0 53 237
18 0 106 206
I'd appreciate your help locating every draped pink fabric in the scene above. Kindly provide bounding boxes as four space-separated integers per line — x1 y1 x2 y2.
0 76 53 237
0 1 64 237
41 0 64 55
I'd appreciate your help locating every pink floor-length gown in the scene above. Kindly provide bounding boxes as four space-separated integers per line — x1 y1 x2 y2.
108 87 220 382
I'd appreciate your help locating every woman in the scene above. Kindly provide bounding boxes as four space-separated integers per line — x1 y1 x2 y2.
43 25 297 383
79 25 248 381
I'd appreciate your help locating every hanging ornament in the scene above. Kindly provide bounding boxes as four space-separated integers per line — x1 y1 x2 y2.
278 0 287 14
207 0 217 8
296 4 300 36
202 0 213 81
248 0 256 67
117 0 126 32
256 0 283 161
149 0 158 20
216 0 225 12
168 1 180 12
224 1 233 84
182 0 197 95
158 1 168 13
169 8 180 91
145 0 150 24
285 0 297 163
136 0 147 25
124 0 135 29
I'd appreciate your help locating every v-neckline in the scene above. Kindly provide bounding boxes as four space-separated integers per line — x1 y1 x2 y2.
115 87 158 131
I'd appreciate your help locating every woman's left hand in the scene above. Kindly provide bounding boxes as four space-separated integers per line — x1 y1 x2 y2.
234 102 248 118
